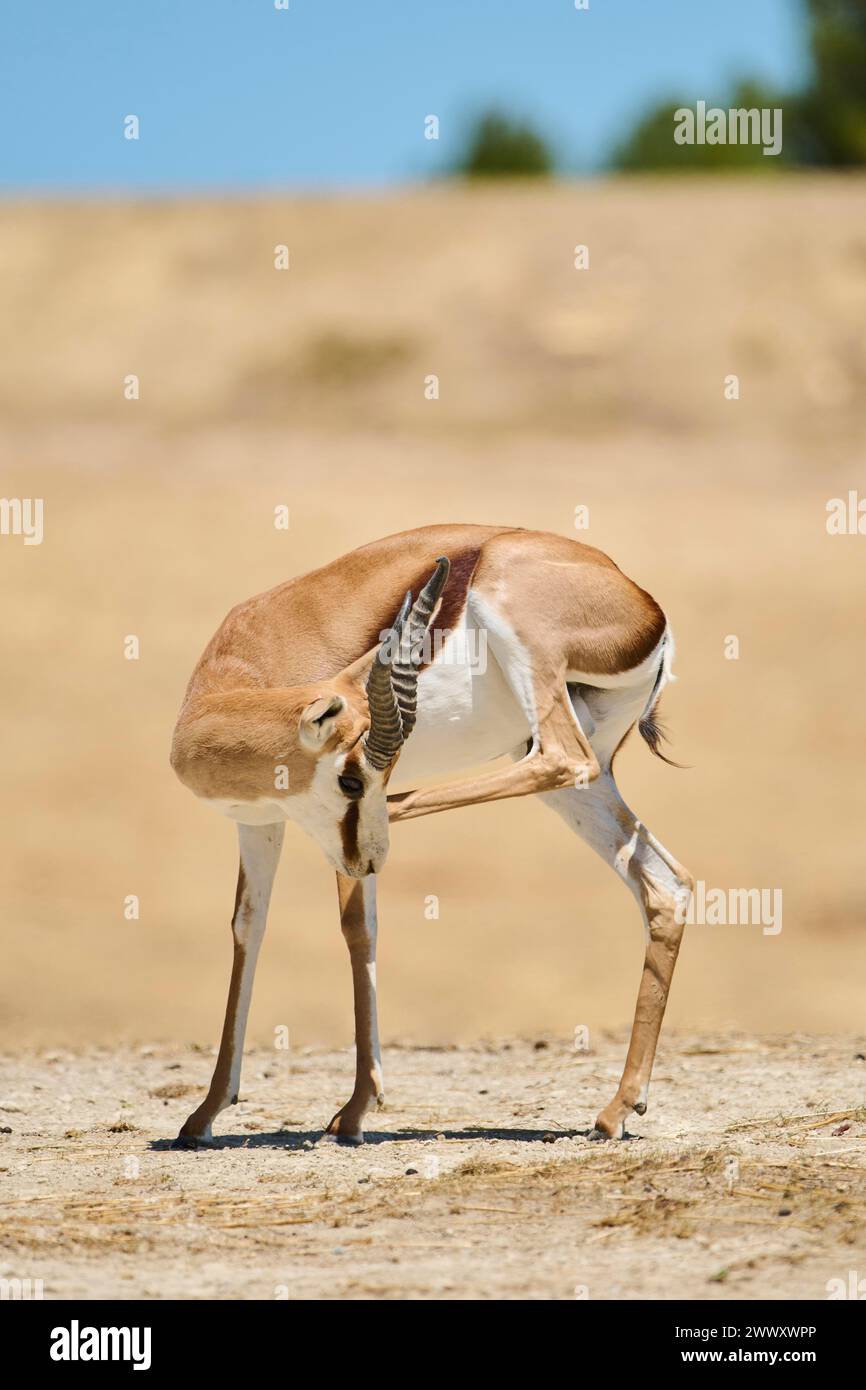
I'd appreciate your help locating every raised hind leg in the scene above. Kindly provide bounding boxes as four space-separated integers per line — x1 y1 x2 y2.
388 599 600 824
541 771 693 1138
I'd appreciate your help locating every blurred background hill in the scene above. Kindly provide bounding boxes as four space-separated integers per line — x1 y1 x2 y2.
1 2 864 1049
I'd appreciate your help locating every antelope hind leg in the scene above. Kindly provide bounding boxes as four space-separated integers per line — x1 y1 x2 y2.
541 773 693 1139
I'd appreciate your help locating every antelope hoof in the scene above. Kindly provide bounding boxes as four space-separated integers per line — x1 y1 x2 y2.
322 1109 365 1146
589 1123 624 1142
590 1103 628 1140
319 1130 364 1147
172 1132 217 1151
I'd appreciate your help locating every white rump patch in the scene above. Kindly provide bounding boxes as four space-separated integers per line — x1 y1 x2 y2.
566 628 669 690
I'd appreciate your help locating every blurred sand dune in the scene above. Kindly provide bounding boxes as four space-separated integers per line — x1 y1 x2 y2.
1 178 864 1046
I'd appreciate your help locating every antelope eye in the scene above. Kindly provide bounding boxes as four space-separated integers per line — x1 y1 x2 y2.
338 773 365 799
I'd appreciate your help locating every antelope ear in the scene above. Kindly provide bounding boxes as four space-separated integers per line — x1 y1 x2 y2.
298 694 346 752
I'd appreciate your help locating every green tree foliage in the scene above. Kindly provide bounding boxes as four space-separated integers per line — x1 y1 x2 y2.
613 83 785 171
455 111 553 178
795 0 866 163
610 0 866 170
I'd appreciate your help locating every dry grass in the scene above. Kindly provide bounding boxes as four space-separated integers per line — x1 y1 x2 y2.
0 1037 863 1298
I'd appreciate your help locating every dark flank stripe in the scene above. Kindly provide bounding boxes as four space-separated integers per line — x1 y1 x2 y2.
358 547 482 669
418 546 480 670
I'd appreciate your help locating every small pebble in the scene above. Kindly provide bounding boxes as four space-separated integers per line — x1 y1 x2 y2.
405 1166 419 1176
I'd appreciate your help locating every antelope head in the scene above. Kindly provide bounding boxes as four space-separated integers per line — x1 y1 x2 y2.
171 557 450 878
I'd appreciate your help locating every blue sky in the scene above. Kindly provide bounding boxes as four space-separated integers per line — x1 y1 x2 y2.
0 1 809 192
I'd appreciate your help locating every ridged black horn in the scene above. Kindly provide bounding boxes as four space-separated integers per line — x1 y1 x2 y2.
363 590 411 770
390 556 451 739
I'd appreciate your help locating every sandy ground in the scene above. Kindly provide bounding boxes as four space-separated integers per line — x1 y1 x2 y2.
1 1034 864 1301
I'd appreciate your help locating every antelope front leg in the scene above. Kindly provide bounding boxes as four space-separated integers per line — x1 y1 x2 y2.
323 874 383 1145
174 822 284 1149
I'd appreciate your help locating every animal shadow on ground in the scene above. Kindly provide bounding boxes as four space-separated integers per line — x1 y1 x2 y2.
149 1124 644 1151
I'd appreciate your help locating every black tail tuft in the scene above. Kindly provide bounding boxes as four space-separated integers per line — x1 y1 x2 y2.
638 705 687 768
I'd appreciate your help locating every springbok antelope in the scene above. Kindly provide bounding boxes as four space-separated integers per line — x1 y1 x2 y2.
170 524 693 1147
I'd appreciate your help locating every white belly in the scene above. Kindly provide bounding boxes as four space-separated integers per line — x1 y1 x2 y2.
388 610 529 791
